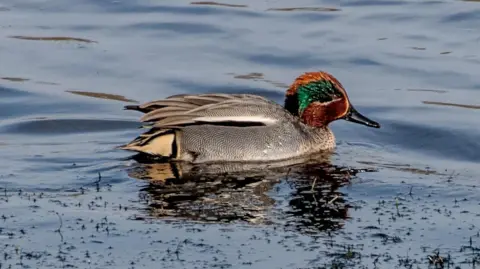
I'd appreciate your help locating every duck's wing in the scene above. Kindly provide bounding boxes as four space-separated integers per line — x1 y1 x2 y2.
125 94 269 113
125 93 289 128
121 93 301 159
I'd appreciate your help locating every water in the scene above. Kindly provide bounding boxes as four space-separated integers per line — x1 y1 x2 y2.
1 0 479 268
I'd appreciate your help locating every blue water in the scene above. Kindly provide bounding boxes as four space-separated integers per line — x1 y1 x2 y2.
1 0 479 268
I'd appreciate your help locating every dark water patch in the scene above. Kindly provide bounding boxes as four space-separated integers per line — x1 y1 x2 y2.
301 29 335 39
126 22 224 35
411 46 426 50
3 119 138 135
1 77 30 82
404 34 438 42
64 25 99 32
374 64 470 88
266 7 341 12
0 104 92 120
0 85 32 98
360 13 420 23
264 81 288 88
67 90 137 103
229 72 289 88
190 1 248 8
9 35 97 43
1 77 60 85
441 9 480 25
284 12 340 23
423 100 480 109
232 72 264 80
375 120 480 163
384 51 430 60
35 80 60 85
0 95 107 120
470 83 480 90
419 0 445 4
358 161 445 176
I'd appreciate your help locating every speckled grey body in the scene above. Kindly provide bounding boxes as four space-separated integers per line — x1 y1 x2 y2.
177 118 335 163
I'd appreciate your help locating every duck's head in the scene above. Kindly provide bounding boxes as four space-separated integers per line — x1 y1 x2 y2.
284 71 380 128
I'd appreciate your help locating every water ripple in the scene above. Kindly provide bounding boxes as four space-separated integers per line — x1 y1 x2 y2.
2 119 138 135
1 0 480 267
165 79 284 102
126 22 225 34
89 2 262 17
244 52 331 68
376 120 480 163
342 0 409 6
0 85 32 98
441 9 480 24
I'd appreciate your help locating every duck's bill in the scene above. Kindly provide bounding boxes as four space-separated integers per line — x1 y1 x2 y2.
343 106 380 128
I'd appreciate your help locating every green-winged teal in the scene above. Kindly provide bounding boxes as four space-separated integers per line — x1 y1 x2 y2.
121 71 380 163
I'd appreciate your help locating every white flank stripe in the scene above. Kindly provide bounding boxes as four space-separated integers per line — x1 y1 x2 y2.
196 116 277 125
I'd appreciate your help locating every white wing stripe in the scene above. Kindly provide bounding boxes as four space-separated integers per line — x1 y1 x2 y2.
195 116 277 125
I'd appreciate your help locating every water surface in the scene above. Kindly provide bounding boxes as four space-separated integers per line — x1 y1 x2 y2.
1 0 480 268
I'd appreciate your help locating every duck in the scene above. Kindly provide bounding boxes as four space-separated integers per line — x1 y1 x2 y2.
120 71 380 163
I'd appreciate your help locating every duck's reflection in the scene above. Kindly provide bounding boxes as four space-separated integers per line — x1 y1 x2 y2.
127 153 375 233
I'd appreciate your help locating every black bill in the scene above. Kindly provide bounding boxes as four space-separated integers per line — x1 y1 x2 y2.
343 106 380 128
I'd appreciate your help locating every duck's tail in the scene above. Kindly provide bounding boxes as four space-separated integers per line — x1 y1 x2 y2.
119 128 180 159
124 105 154 113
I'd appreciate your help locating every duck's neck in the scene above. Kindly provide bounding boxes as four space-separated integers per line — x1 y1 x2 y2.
305 125 336 150
284 93 299 116
285 96 332 127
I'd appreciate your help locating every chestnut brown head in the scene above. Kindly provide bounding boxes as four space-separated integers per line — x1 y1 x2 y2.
284 71 380 128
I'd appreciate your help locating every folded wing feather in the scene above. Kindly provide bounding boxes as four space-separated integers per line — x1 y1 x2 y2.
127 93 282 128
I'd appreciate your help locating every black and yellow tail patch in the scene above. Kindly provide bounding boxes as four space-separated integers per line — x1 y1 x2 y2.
120 128 179 158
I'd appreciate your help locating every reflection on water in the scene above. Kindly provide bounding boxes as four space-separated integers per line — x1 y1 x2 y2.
358 160 443 175
232 72 264 80
229 72 289 88
127 153 376 233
